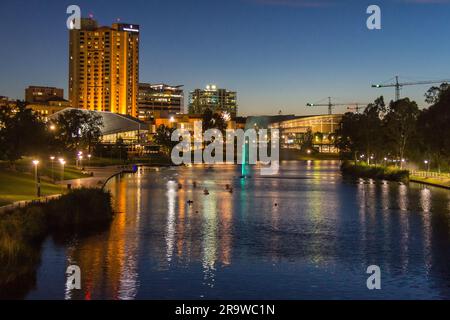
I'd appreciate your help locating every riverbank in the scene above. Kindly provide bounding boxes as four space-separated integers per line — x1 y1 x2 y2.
0 188 113 299
410 174 450 189
280 149 340 161
341 161 409 182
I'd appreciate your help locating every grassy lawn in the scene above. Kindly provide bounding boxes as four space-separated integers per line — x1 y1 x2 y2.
410 175 450 189
0 170 63 206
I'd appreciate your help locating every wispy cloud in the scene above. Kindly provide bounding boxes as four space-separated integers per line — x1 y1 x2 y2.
247 0 335 8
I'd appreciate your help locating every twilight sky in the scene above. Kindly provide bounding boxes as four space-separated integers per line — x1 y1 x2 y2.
0 0 449 116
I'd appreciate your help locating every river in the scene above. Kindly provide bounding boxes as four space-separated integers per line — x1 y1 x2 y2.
21 161 450 299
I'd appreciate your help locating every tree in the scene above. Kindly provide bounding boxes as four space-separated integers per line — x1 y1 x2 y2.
425 83 449 104
0 101 50 167
383 98 419 167
153 124 177 155
201 109 227 133
335 96 385 163
53 109 103 153
300 128 314 152
418 84 450 171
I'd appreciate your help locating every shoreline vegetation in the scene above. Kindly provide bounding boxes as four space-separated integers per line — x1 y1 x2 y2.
340 161 410 182
340 161 450 189
0 188 113 299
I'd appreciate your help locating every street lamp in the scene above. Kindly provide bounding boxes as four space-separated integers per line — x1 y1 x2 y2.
59 158 66 190
50 156 55 181
78 155 83 169
424 160 430 177
32 160 40 197
88 154 92 167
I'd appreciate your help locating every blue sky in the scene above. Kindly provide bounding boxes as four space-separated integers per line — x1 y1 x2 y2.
0 0 449 115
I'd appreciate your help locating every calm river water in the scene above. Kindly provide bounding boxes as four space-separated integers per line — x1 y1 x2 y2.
22 161 450 299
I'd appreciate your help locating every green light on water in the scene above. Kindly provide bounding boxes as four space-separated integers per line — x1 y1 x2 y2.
242 141 247 176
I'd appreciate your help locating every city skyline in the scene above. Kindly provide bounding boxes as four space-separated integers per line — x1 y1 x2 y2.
0 0 450 116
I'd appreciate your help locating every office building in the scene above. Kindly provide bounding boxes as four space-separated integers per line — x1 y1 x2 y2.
25 86 64 103
138 83 184 121
189 85 237 117
69 18 139 117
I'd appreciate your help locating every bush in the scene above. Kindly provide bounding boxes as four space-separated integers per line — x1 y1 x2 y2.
46 188 113 230
0 188 113 297
341 161 409 182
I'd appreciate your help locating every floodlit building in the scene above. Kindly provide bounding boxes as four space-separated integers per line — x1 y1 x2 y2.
69 18 140 117
27 98 70 122
50 108 148 145
138 83 184 121
189 85 237 117
269 114 343 153
0 96 14 107
25 86 64 103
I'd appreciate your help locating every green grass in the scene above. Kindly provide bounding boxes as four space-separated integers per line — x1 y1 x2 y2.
410 176 450 189
39 165 88 181
0 170 63 206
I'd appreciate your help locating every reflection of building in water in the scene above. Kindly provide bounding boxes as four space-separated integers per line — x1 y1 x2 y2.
162 173 235 288
65 176 141 300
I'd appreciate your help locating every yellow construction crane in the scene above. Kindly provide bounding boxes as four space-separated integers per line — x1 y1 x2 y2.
372 76 450 101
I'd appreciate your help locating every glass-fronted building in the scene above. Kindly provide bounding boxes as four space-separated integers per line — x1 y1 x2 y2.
189 85 237 117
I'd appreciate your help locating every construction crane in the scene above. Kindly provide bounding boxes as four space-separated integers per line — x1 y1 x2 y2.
306 97 369 115
347 105 365 114
372 76 450 101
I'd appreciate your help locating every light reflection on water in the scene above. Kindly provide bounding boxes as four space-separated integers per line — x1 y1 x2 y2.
25 161 450 300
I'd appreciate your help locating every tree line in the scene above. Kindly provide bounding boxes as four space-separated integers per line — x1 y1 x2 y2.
336 84 450 171
0 102 103 167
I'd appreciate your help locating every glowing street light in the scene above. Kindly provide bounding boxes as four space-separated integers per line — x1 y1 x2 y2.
424 160 430 177
32 160 40 197
50 156 55 181
59 158 66 191
88 154 92 166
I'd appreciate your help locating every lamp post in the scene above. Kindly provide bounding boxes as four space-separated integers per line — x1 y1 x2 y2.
50 156 55 181
59 158 66 191
88 154 92 167
32 160 40 197
424 160 430 177
79 155 83 169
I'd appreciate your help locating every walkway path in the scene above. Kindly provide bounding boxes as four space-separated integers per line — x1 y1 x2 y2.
56 166 125 189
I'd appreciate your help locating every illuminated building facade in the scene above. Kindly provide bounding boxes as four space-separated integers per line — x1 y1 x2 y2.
69 18 139 117
25 86 64 103
269 114 343 153
138 83 184 121
189 85 237 117
27 99 70 122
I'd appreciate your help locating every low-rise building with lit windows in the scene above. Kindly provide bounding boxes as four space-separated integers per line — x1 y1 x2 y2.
269 114 343 153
